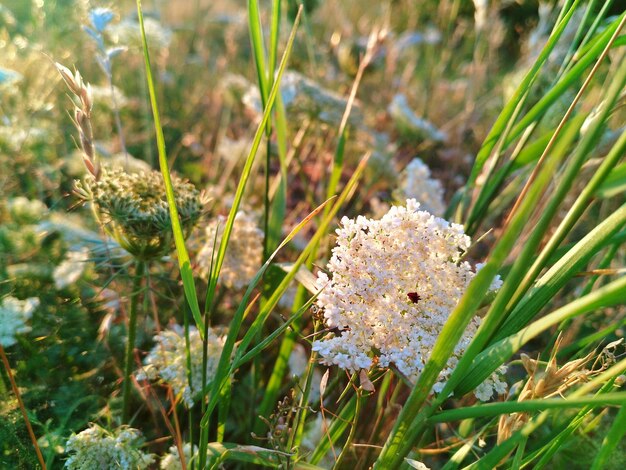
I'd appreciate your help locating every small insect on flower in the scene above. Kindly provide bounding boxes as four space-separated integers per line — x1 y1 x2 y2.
407 292 421 304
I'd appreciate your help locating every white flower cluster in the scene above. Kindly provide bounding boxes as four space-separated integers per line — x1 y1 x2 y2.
64 424 154 470
137 326 225 407
396 158 445 216
0 296 39 347
7 196 47 224
54 248 91 290
312 200 489 392
197 211 263 289
474 365 508 402
108 17 172 50
160 443 196 470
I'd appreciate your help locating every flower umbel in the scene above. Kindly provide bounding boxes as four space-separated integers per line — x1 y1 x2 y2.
64 424 154 470
313 199 486 392
395 157 446 216
137 325 225 407
160 443 197 470
197 211 263 289
75 166 203 260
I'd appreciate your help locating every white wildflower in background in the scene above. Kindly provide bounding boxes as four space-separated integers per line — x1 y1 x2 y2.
312 199 493 392
7 196 47 224
395 158 446 216
197 211 263 289
474 365 508 402
475 262 504 291
54 248 91 290
137 326 225 407
289 343 309 377
64 424 154 470
473 0 489 31
0 296 39 347
216 136 252 164
160 443 196 470
107 16 172 50
89 84 128 109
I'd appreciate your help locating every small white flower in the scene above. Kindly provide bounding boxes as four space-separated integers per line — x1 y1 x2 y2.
7 196 47 223
0 296 39 347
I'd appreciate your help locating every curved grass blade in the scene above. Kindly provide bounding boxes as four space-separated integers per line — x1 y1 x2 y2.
135 0 204 333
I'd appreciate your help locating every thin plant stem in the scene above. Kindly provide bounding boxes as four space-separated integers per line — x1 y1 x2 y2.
333 387 363 469
123 260 146 422
166 387 187 470
0 344 47 470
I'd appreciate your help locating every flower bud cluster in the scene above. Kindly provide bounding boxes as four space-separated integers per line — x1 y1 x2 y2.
75 166 203 260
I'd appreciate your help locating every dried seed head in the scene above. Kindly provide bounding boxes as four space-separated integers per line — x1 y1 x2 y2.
56 62 99 179
498 336 618 444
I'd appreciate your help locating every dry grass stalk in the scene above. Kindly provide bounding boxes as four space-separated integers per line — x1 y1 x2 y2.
55 62 100 179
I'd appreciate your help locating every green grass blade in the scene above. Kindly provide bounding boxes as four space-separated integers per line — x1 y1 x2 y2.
506 12 624 148
462 0 582 220
269 0 281 81
135 0 204 333
466 10 625 230
197 10 302 464
429 394 626 423
590 404 626 470
495 203 626 341
597 159 626 199
508 33 626 308
443 113 584 397
248 0 269 106
201 154 368 431
454 275 626 396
